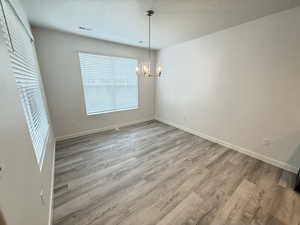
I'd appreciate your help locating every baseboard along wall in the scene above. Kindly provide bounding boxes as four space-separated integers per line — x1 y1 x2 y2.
155 117 298 174
56 117 155 141
56 115 298 173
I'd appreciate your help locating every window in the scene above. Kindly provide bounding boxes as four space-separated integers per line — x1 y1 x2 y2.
79 52 139 115
0 0 49 167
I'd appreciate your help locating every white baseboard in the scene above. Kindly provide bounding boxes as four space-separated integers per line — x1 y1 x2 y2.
56 117 154 141
156 117 298 174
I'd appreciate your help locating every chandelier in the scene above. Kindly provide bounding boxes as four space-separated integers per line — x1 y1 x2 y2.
136 10 162 77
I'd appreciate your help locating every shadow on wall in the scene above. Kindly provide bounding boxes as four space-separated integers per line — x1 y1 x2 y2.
0 209 7 225
288 144 300 172
288 144 300 191
274 131 300 171
271 130 300 188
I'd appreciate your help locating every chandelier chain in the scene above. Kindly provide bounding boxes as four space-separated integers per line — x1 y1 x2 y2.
148 12 151 65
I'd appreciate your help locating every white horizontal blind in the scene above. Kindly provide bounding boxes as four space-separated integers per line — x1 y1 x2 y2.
0 0 49 166
79 52 139 114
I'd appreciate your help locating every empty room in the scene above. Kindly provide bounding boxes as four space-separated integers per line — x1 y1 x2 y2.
1 0 300 225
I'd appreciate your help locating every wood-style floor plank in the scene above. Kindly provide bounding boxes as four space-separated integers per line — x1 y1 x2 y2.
54 120 300 225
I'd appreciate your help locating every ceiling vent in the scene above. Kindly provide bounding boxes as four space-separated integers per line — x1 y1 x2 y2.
79 26 92 31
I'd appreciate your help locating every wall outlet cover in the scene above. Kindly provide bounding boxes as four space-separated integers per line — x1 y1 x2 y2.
262 138 271 146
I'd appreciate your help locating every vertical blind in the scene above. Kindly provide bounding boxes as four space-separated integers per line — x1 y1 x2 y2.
79 52 139 114
0 0 49 166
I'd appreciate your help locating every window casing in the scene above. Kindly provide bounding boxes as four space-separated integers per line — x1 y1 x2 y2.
0 0 49 168
79 52 139 115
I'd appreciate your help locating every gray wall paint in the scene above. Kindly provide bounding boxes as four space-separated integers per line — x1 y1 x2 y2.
156 6 300 172
0 1 55 225
32 27 156 139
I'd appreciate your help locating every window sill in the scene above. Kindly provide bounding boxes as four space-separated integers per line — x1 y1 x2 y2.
87 107 139 116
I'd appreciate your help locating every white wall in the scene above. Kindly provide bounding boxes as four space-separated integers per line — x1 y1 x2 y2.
32 27 156 140
156 6 300 172
0 1 56 225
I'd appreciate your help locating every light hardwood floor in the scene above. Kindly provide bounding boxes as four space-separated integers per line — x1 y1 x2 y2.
54 121 300 225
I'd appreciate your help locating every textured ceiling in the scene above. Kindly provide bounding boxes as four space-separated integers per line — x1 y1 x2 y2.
20 0 300 49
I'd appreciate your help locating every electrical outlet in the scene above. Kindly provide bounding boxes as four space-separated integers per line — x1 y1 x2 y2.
40 190 46 205
0 164 4 180
262 138 271 146
183 114 187 123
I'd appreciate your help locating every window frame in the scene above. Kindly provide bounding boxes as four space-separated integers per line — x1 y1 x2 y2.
78 51 140 116
0 0 49 170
